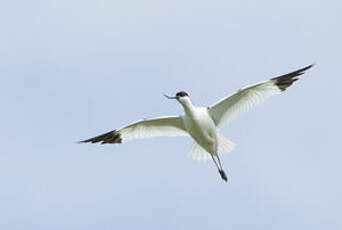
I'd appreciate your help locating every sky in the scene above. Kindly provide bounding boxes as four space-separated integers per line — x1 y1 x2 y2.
0 0 341 229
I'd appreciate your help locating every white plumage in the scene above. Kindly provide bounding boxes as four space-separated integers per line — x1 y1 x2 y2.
80 64 313 182
118 116 188 142
209 80 282 128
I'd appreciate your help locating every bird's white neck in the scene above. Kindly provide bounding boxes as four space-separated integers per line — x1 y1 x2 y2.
178 96 195 114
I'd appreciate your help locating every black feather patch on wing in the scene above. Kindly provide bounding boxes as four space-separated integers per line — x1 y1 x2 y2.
79 130 122 144
271 64 314 91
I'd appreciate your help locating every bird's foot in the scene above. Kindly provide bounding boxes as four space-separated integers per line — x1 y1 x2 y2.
219 169 228 182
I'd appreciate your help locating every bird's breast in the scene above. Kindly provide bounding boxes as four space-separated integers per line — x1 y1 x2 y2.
184 108 218 154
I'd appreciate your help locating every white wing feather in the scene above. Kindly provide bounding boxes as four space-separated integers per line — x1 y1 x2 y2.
119 116 188 142
209 65 313 129
80 116 188 144
209 80 280 129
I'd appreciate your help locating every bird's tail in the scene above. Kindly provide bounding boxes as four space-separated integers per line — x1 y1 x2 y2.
188 135 235 162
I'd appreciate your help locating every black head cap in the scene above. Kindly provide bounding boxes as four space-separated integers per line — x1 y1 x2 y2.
176 91 189 97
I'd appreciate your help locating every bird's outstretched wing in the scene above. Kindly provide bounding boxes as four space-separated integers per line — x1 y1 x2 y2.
209 64 314 129
80 116 188 144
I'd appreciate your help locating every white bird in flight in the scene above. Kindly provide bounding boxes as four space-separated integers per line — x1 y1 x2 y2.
80 64 313 182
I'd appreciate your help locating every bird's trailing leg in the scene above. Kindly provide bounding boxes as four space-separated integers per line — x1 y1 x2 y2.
211 154 228 182
217 155 228 182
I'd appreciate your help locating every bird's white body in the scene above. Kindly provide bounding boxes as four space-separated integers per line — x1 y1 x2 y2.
180 97 218 156
80 64 313 181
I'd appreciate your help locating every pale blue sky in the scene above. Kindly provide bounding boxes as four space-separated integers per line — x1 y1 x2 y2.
0 0 341 229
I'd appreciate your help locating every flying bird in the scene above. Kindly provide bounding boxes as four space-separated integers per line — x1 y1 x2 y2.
80 64 313 182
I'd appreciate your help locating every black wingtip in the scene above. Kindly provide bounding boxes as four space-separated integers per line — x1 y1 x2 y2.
300 63 315 73
78 140 91 144
78 130 122 145
272 64 314 91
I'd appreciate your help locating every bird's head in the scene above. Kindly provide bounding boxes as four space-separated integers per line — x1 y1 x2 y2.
164 91 191 107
